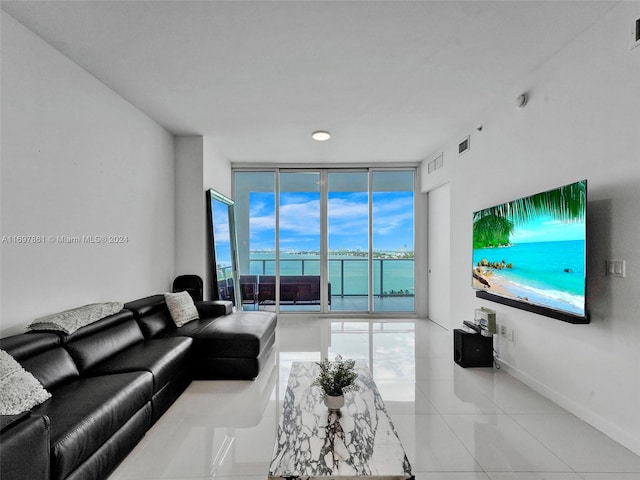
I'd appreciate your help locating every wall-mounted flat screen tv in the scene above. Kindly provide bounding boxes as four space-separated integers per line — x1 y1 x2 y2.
472 180 588 324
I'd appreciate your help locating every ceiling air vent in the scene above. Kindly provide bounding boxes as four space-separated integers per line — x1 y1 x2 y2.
427 153 443 175
459 136 470 155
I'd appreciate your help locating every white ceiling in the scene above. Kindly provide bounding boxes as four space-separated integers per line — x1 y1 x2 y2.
1 1 616 164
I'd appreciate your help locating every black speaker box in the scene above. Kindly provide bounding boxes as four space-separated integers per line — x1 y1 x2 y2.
454 329 493 368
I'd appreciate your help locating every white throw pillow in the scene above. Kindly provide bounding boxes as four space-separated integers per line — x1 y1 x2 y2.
28 302 124 334
164 291 199 327
0 350 51 415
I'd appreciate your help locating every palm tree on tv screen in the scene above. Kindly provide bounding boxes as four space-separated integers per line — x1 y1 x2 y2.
473 181 586 249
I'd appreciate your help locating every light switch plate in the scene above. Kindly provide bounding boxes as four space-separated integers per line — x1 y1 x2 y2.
606 259 626 278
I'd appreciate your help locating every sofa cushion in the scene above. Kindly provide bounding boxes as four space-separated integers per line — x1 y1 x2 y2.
89 337 193 393
191 311 277 359
0 332 61 361
126 295 236 339
193 329 276 380
65 320 144 373
164 291 199 327
125 295 174 338
32 371 153 480
195 300 233 317
19 347 80 391
0 332 80 390
162 317 214 337
0 350 51 415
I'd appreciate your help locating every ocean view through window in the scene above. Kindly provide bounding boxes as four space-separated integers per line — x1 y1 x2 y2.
234 169 415 313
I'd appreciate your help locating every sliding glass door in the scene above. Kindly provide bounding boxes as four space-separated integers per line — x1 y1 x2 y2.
328 172 369 312
234 172 276 311
278 172 321 312
233 168 415 313
372 171 415 312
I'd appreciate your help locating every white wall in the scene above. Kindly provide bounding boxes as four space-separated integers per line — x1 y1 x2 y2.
174 136 232 300
175 136 206 293
203 138 233 299
422 2 640 455
0 13 176 336
203 139 232 200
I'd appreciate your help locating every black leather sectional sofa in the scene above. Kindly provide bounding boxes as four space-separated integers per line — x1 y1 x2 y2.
0 295 277 480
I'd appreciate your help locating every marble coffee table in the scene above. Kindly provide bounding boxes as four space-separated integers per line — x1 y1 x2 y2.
268 361 413 480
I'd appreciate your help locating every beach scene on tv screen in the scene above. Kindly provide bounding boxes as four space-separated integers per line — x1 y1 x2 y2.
472 181 586 316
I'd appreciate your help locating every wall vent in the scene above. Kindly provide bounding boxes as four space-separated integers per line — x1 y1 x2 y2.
427 153 443 175
632 17 640 50
458 136 470 155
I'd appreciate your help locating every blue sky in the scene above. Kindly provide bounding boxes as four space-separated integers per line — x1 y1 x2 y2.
247 191 414 252
510 214 586 244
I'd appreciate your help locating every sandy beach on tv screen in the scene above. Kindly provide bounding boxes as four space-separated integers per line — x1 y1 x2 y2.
473 270 514 298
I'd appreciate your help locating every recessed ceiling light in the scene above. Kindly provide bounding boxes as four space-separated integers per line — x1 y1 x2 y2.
311 130 331 141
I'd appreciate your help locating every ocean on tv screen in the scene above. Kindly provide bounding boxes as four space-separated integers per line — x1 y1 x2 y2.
473 239 585 316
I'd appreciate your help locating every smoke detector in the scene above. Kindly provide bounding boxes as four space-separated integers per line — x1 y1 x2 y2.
516 92 529 109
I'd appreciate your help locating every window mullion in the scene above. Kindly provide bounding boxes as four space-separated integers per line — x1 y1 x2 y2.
320 169 329 312
368 169 374 313
275 169 281 313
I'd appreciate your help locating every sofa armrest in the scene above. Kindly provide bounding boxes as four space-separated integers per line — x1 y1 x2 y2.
1 414 50 480
195 300 233 319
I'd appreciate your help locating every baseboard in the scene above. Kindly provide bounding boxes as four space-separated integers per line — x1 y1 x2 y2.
496 358 640 457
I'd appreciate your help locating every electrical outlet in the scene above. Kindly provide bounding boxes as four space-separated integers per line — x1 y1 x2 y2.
499 324 514 341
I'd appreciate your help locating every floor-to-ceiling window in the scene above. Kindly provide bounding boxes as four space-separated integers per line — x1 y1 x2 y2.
328 171 369 312
234 172 276 310
278 172 321 312
372 170 415 312
233 168 415 314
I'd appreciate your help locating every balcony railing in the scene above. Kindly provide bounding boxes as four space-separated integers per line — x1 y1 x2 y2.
247 257 414 298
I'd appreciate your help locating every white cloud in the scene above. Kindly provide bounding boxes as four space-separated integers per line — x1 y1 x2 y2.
372 195 414 237
280 199 321 235
247 192 415 250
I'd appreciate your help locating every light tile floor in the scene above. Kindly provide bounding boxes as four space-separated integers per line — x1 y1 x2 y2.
109 318 640 480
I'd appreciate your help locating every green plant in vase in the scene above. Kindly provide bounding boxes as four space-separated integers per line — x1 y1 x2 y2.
312 355 359 411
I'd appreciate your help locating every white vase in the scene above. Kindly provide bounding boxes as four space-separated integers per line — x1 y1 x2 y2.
324 394 345 412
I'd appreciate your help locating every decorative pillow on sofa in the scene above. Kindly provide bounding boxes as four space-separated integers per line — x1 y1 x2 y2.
0 350 51 415
164 291 199 327
28 302 124 335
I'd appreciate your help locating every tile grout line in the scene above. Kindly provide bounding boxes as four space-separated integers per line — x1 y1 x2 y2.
508 412 582 477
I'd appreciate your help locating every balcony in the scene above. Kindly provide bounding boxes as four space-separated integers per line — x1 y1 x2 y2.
242 257 414 313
